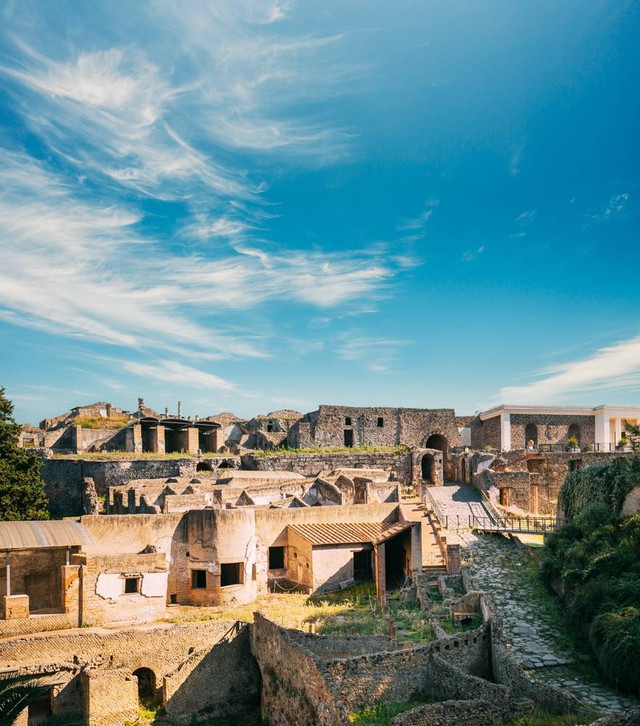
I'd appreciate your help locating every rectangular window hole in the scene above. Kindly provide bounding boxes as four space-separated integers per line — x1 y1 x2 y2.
221 562 243 587
377 417 384 427
124 577 140 594
191 569 207 589
269 546 285 570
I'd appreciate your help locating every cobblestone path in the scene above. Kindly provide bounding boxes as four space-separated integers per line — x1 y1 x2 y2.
427 482 493 532
467 532 638 717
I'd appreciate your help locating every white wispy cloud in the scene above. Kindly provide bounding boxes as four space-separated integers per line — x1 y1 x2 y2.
601 193 629 220
509 142 525 176
498 334 640 403
397 200 439 231
0 150 402 356
461 246 485 263
336 335 410 374
121 360 236 391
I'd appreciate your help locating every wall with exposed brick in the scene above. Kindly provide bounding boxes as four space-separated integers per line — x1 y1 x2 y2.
509 414 595 450
251 613 344 726
389 698 507 725
242 450 413 484
163 623 260 724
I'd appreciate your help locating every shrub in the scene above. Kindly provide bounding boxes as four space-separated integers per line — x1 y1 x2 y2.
590 607 640 694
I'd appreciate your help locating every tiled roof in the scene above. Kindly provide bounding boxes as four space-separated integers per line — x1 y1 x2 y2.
288 520 412 546
0 521 92 550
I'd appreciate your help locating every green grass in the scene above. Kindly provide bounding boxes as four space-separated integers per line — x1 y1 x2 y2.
74 415 130 429
348 700 428 725
499 707 582 725
53 450 196 460
189 711 263 726
255 444 409 458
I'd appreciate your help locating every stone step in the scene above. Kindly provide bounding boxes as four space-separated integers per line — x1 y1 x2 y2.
511 698 535 713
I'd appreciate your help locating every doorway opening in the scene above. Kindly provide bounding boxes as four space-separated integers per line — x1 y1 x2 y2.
353 549 373 582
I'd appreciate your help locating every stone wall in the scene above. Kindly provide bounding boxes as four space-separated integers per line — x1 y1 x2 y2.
82 667 138 726
510 414 595 450
390 698 507 725
291 405 461 450
162 623 260 724
41 458 198 516
2 621 259 725
286 630 396 657
251 613 343 726
242 451 412 484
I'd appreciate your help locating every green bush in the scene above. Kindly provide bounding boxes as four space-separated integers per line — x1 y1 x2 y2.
590 607 640 693
540 499 640 694
559 459 638 519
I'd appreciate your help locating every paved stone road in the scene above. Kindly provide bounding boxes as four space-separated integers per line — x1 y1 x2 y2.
427 482 493 533
467 531 638 717
427 482 639 717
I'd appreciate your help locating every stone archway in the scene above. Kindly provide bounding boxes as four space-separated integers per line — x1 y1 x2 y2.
425 433 448 478
421 453 435 482
133 667 157 700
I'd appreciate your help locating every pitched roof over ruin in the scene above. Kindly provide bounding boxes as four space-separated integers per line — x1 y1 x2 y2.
288 520 412 546
0 520 92 550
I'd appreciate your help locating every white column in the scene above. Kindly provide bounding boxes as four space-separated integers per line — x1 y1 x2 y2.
615 418 622 446
595 412 608 450
500 413 511 451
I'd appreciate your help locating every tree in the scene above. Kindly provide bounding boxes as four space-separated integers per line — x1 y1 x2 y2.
0 387 49 520
0 673 83 726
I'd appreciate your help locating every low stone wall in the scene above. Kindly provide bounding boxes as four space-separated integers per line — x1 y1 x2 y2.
479 594 576 714
251 613 343 726
287 630 396 657
390 698 507 725
41 458 198 516
163 623 259 723
3 621 259 726
242 451 412 484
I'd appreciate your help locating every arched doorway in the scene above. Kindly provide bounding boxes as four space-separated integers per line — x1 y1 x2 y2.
525 423 538 449
425 433 448 478
133 667 157 701
461 458 467 483
196 461 213 472
421 454 434 482
568 424 581 446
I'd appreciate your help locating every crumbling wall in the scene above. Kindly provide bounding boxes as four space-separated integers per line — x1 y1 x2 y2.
251 613 343 726
390 698 507 725
163 623 260 724
242 451 412 484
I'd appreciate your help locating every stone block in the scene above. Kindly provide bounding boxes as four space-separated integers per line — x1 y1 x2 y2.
3 594 29 619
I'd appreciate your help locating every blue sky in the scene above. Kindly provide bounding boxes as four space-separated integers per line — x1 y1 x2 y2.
1 0 639 423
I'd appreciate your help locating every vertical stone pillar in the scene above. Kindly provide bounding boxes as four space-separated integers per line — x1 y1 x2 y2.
410 522 422 573
212 428 224 452
61 564 82 626
125 424 142 452
375 543 386 607
72 424 83 453
446 544 461 575
156 425 165 454
615 418 622 446
187 426 199 455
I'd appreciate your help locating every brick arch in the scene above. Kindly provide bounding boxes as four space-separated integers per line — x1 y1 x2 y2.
422 429 448 448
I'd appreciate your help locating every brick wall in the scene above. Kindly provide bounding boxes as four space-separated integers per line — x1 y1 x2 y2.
163 623 259 723
242 451 413 484
251 613 343 726
510 414 595 450
390 698 507 725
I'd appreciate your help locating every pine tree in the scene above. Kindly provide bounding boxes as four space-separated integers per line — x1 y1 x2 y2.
0 387 49 520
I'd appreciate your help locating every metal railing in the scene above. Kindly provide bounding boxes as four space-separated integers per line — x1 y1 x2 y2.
470 514 564 534
523 443 632 454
